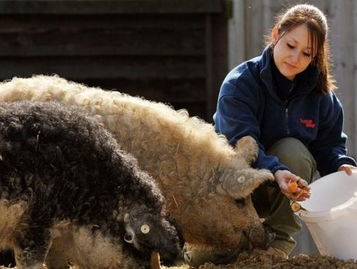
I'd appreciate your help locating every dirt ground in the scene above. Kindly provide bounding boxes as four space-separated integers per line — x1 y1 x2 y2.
166 250 357 269
196 250 357 269
2 250 357 269
162 250 357 269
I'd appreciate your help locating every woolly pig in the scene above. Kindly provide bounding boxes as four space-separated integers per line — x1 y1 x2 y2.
0 76 274 265
0 101 182 269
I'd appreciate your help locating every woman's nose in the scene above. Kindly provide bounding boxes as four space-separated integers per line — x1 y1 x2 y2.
290 51 300 64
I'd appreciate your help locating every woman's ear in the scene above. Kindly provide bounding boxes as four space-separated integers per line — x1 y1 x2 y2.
271 26 279 44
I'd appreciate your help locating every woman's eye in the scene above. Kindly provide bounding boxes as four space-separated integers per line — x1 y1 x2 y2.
303 52 311 57
287 43 294 49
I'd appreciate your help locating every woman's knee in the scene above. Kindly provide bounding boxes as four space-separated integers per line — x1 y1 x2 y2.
267 137 316 181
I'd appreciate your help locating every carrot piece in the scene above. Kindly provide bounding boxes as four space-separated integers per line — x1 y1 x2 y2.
287 180 298 193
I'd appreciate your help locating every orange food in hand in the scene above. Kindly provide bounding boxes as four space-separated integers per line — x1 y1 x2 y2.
288 178 311 201
287 180 298 193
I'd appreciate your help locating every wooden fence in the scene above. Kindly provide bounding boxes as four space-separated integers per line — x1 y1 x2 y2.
0 0 228 121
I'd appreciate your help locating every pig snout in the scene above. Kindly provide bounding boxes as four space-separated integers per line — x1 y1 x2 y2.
245 224 273 249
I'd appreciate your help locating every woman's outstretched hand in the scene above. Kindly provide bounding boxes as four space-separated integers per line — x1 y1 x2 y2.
274 170 310 201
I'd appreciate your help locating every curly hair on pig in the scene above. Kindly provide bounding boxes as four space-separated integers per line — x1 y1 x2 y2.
0 75 274 267
0 101 182 269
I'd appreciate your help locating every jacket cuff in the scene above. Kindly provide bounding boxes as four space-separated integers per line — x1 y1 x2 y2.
334 157 357 172
270 164 289 174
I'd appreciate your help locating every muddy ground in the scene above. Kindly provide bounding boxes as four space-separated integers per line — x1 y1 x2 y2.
196 250 357 269
2 250 357 269
162 250 357 269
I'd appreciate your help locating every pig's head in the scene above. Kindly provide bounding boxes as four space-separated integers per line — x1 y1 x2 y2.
215 136 275 249
216 136 274 198
216 136 274 199
181 137 275 267
123 207 183 265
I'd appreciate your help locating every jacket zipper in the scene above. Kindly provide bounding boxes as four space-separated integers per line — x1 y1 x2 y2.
284 82 295 135
284 101 290 135
285 107 290 135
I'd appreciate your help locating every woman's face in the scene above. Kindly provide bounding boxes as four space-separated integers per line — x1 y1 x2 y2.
272 24 314 80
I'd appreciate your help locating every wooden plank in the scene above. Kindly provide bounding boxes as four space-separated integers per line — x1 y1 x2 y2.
0 30 205 57
205 12 228 121
0 0 223 15
0 15 205 56
210 13 228 121
0 14 205 32
353 0 357 158
240 0 265 57
205 15 214 119
228 0 246 68
0 56 206 80
329 0 355 156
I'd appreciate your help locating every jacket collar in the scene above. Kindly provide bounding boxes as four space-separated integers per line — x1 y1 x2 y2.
259 46 321 100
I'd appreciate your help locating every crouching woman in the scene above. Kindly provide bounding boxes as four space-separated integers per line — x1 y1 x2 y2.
213 4 357 258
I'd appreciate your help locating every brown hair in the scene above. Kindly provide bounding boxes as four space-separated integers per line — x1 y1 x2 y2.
266 4 336 93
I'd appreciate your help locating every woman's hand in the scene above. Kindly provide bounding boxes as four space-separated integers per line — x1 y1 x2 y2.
338 164 357 175
274 170 310 201
274 170 298 193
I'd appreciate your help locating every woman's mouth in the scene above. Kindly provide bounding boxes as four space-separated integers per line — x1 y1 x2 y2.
284 62 297 69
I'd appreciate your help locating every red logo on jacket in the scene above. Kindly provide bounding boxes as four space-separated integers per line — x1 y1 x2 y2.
300 118 316 128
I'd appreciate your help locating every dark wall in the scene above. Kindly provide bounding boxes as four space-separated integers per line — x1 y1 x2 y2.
0 0 228 121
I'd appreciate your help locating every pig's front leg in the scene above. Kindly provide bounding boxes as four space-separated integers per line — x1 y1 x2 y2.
14 227 51 269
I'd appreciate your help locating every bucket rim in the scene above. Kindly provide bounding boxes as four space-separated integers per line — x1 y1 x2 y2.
297 197 357 222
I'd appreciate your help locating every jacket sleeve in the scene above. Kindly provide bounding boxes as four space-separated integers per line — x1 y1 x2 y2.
309 94 356 176
213 79 288 173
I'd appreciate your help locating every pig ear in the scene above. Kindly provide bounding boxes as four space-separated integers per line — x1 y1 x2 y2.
216 168 274 199
233 136 259 166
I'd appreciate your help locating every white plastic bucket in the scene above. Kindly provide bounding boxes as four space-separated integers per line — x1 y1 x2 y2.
297 171 357 260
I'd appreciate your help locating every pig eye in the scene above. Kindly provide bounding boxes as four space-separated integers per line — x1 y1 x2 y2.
140 224 150 234
235 198 246 208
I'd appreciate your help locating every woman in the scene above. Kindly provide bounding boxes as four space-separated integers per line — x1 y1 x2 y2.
213 4 357 258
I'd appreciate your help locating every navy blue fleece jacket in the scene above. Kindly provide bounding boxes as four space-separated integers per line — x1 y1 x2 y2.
213 46 356 176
